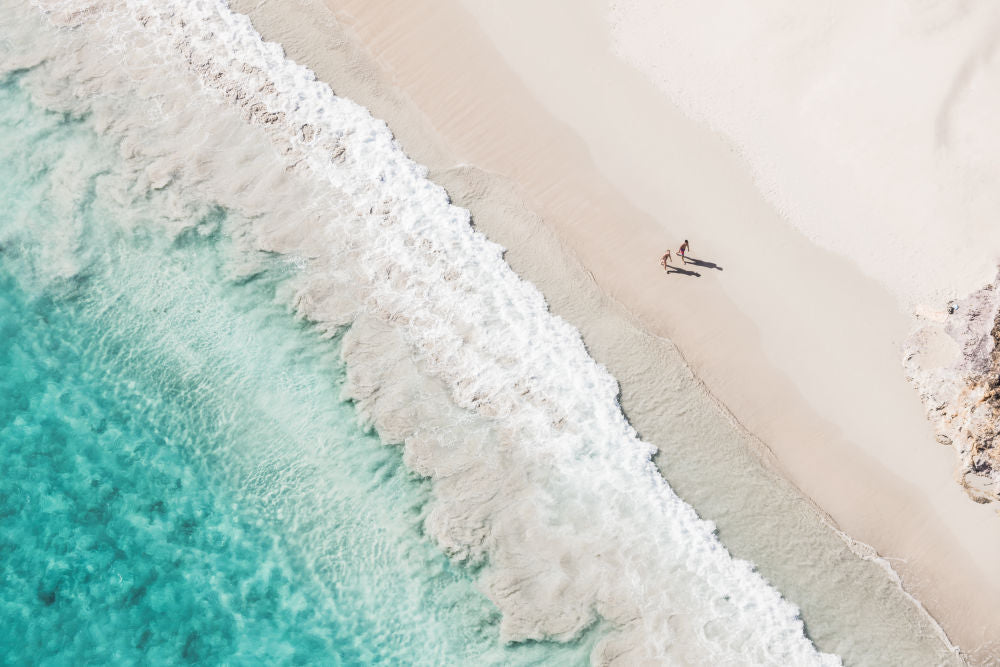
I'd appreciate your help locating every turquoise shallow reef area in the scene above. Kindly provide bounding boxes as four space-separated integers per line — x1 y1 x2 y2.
0 73 593 665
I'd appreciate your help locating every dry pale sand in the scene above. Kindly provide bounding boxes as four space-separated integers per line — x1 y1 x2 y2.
231 0 1000 659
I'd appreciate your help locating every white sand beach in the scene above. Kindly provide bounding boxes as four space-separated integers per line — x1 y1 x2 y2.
230 0 1000 660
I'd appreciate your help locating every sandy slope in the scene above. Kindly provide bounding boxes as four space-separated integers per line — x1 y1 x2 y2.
609 0 1000 311
229 0 1000 660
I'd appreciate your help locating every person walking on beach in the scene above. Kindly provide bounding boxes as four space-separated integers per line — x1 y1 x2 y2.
660 250 672 269
678 239 690 264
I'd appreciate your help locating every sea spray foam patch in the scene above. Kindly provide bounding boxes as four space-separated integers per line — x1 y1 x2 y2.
0 66 601 666
11 0 839 663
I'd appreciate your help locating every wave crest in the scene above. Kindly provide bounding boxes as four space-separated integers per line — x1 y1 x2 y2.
8 1 839 663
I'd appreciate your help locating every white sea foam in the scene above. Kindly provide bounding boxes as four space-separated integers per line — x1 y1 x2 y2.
10 1 840 663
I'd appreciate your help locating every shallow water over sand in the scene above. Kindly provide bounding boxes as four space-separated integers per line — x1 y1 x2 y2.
0 1 967 663
0 73 602 664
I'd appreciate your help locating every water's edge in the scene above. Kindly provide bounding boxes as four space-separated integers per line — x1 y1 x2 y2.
1 0 963 663
223 1 968 663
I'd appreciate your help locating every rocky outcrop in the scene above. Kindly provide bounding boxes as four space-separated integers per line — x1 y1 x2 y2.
904 272 1000 505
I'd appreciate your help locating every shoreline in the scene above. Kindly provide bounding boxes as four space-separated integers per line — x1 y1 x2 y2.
230 0 1000 661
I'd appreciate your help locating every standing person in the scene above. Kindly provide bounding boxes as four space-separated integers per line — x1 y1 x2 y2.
678 239 690 264
660 250 672 269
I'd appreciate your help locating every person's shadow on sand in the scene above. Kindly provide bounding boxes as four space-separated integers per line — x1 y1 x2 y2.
665 265 701 277
684 256 723 271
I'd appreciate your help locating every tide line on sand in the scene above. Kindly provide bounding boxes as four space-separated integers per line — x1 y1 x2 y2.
228 0 1000 662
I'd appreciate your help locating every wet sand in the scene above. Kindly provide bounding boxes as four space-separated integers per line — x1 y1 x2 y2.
229 0 1000 661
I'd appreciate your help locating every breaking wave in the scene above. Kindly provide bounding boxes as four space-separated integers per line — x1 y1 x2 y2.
5 1 839 663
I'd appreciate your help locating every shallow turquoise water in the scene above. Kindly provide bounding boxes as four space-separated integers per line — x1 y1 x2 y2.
0 73 593 665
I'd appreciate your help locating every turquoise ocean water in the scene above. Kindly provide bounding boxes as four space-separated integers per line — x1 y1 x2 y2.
0 72 594 664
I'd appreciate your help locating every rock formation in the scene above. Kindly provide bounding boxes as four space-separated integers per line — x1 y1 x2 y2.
904 272 1000 505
